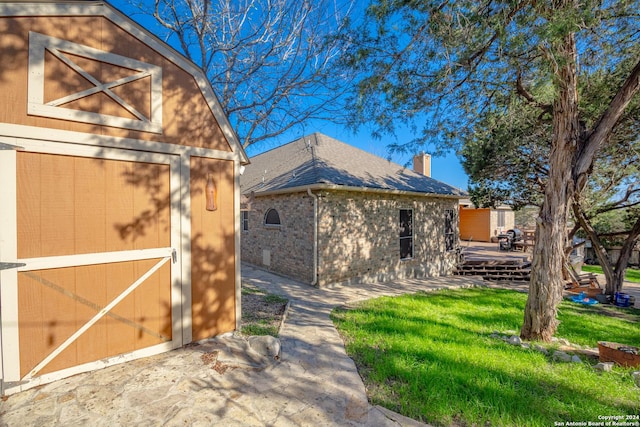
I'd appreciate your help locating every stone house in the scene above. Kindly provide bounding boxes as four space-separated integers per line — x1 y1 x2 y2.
240 133 467 287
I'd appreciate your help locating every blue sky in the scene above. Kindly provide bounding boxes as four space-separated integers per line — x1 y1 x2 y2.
110 0 470 191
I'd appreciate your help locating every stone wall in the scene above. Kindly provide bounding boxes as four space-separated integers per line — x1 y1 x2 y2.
240 192 315 283
241 190 460 287
316 190 459 287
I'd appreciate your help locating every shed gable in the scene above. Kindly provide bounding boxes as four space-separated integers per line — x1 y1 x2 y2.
0 13 236 153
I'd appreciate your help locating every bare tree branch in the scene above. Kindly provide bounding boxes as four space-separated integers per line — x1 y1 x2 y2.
142 0 356 148
516 69 553 114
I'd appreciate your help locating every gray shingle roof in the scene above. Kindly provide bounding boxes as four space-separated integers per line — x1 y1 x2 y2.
240 133 466 197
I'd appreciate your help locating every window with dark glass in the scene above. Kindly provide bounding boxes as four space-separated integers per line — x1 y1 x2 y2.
497 209 506 228
400 209 413 260
264 208 281 226
445 209 456 251
241 210 249 231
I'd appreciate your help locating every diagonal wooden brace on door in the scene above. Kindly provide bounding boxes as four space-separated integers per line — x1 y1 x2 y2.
23 255 172 380
22 271 171 342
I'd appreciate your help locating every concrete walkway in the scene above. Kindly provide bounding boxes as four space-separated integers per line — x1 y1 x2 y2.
0 266 483 426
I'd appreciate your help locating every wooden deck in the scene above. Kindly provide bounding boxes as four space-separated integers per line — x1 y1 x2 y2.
457 241 640 308
454 259 531 282
461 241 531 262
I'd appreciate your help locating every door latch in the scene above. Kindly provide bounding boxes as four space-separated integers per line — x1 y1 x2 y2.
0 262 26 271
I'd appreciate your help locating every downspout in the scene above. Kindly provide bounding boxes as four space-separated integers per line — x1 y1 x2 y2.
307 188 318 287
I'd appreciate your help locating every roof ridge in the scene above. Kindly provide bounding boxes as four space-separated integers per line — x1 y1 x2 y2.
240 132 466 197
312 135 462 189
249 132 320 158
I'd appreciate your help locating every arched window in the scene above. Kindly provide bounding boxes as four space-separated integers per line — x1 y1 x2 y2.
264 208 281 226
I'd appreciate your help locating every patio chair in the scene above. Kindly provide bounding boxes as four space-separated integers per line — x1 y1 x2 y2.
563 261 603 297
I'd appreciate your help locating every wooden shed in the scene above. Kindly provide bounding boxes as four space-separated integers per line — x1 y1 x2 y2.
459 200 515 243
0 1 248 395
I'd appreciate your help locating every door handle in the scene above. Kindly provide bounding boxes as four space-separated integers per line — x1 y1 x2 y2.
0 262 26 271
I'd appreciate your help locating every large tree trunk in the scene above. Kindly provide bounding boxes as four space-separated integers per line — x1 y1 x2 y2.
611 265 626 295
520 15 640 341
517 3 640 340
521 32 579 342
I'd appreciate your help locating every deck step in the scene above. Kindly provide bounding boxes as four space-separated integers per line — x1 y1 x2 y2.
454 260 531 282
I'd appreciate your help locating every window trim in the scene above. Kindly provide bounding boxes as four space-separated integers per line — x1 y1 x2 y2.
497 209 506 229
399 208 414 260
241 210 249 232
445 208 456 252
264 208 282 228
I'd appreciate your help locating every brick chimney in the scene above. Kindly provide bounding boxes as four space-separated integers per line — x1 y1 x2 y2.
413 153 431 177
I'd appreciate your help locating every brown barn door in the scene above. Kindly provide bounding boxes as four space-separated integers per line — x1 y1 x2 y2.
0 146 182 386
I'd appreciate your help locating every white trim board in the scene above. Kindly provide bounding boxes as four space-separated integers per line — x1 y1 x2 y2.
0 149 19 385
234 161 242 331
179 155 193 345
0 135 180 165
28 32 163 133
0 124 242 162
2 341 176 396
17 248 174 272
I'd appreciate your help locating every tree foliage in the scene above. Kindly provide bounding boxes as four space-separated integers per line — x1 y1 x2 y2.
132 0 355 147
345 1 638 151
461 95 550 209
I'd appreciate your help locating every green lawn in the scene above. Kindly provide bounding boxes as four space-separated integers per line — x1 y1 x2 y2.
582 264 640 283
331 287 640 427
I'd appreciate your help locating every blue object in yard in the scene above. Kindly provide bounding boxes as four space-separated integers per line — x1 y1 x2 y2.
570 294 598 305
614 292 631 307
